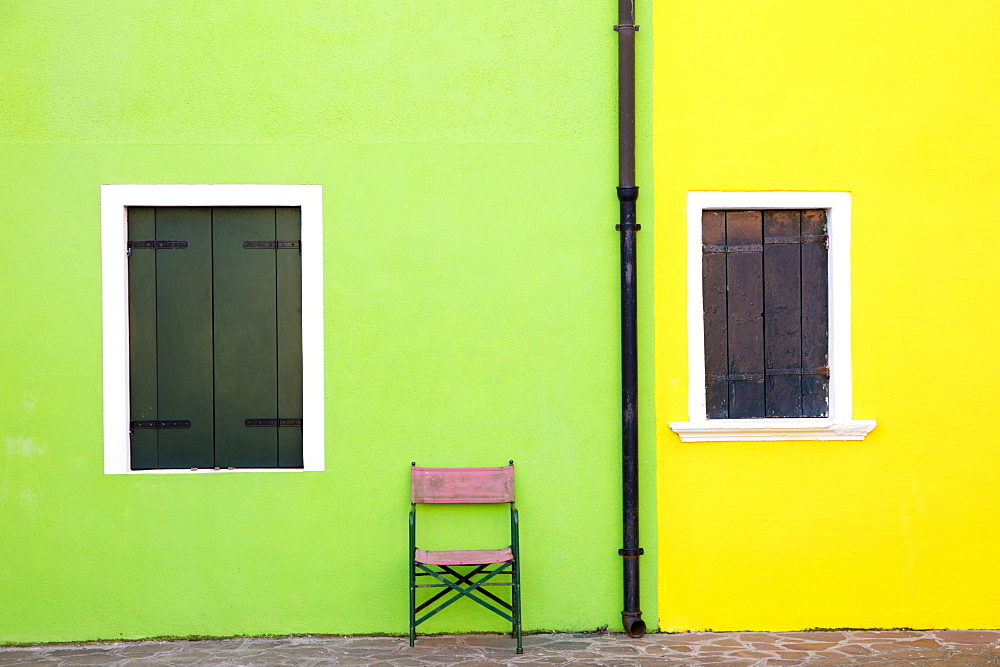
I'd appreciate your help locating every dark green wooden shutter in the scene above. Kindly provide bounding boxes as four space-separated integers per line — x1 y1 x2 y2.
702 209 829 419
276 207 304 468
127 207 159 469
213 207 279 468
127 207 214 469
128 207 303 469
155 207 215 468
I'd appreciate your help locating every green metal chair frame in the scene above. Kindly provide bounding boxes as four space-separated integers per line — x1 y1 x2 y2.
408 461 522 653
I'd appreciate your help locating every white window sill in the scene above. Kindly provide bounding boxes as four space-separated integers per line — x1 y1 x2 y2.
668 419 877 442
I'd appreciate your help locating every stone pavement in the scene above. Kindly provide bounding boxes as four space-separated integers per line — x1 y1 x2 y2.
2 630 1000 666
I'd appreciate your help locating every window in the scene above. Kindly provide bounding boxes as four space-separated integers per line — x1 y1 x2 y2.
102 185 325 473
670 191 875 442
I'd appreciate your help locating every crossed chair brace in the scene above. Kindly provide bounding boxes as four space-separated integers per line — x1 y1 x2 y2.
409 462 522 654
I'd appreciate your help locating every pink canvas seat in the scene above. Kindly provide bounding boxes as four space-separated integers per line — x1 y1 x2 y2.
409 462 522 654
414 547 513 566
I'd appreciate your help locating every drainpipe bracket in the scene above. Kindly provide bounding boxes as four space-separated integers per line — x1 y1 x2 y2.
613 24 640 31
615 223 641 231
618 548 644 557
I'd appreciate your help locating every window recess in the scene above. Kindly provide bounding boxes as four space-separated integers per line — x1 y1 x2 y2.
127 206 303 470
703 209 829 419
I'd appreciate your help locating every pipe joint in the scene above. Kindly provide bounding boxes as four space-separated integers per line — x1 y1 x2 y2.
616 186 639 202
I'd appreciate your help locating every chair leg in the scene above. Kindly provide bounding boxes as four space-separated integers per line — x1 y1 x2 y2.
512 560 522 654
409 564 416 647
510 569 517 638
507 566 516 639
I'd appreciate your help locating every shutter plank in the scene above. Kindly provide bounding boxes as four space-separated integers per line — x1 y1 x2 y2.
801 209 830 417
213 207 278 468
276 207 303 468
726 211 765 418
702 210 729 418
763 210 803 417
155 207 215 469
127 207 158 469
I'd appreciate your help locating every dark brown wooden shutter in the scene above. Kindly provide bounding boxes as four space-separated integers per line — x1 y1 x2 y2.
725 211 766 417
702 209 829 419
702 211 729 418
764 210 803 417
800 209 830 417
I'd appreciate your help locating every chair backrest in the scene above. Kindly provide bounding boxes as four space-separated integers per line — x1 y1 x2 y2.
411 465 515 504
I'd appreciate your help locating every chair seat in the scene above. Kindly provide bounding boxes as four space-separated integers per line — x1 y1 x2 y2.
415 547 513 566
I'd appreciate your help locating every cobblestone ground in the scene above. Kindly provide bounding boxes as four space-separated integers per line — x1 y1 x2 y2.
2 630 1000 666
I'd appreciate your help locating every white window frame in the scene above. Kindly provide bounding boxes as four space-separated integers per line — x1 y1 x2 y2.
669 191 876 442
101 185 325 473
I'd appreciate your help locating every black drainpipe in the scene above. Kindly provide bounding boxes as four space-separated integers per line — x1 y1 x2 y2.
614 0 645 639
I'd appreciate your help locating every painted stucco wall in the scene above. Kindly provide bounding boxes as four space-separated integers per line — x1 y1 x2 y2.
653 0 1000 630
0 0 656 643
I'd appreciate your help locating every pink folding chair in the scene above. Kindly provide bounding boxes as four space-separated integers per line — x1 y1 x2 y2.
409 462 522 653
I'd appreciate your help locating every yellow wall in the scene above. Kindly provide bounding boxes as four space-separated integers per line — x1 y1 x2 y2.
653 0 1000 630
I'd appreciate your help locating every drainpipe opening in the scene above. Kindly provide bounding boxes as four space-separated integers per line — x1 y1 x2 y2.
622 611 647 638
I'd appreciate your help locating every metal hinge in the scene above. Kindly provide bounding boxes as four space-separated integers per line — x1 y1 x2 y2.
243 240 300 250
128 240 189 252
130 420 191 430
244 418 303 427
706 367 830 382
766 234 828 245
703 234 828 253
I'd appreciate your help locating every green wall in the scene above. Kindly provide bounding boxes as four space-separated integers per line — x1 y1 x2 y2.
0 0 655 642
